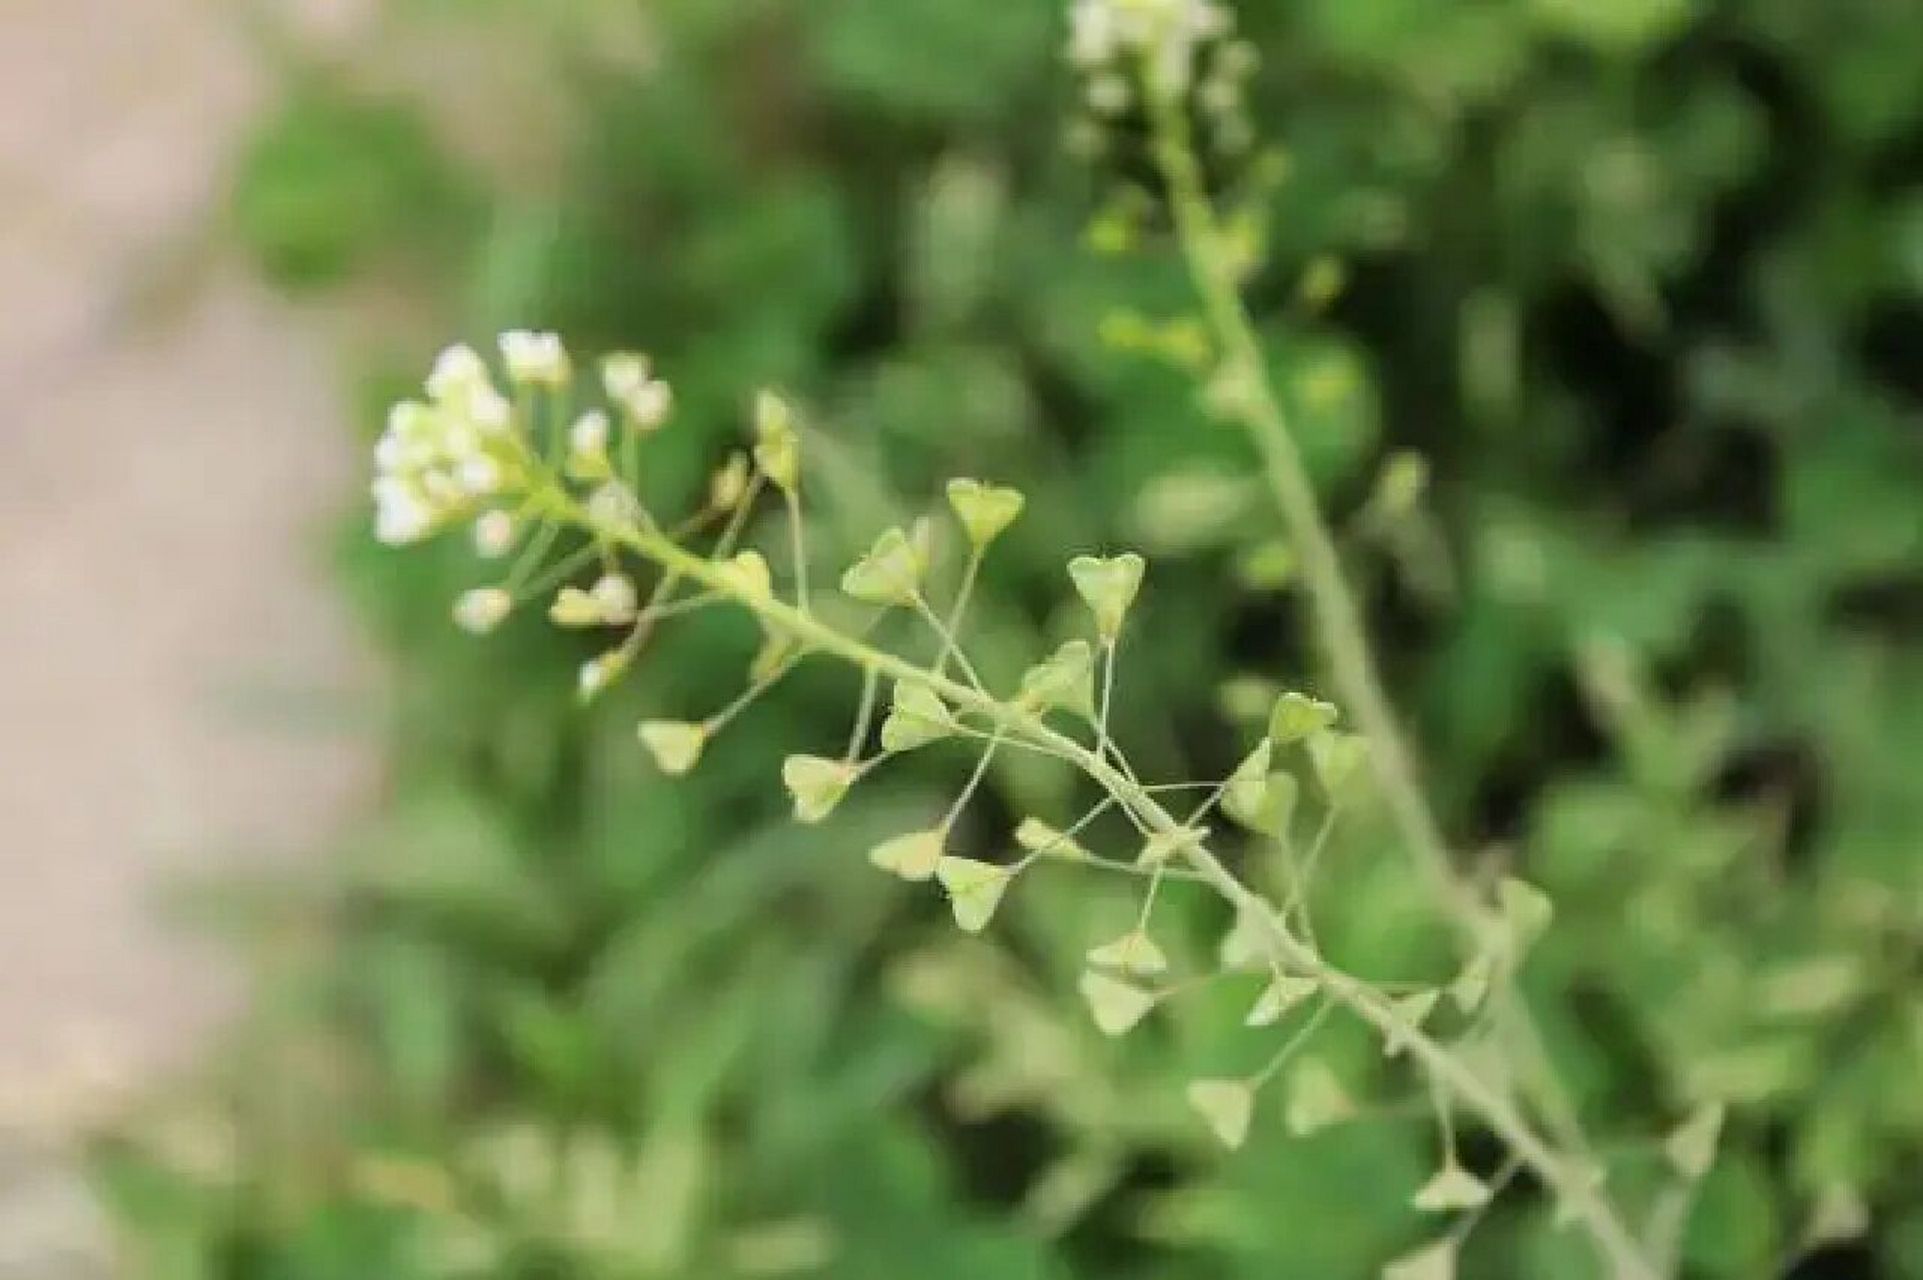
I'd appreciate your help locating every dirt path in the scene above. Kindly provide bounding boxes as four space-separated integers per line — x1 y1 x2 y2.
0 0 372 1163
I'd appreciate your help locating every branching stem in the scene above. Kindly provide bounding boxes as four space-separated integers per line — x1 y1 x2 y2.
525 481 1658 1280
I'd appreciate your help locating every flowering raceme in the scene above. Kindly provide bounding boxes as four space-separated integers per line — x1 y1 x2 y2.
372 341 524 546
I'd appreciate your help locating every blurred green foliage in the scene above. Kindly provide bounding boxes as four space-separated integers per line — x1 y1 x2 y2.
99 1 1923 1277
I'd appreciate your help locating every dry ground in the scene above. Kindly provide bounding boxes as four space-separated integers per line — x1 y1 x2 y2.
0 3 373 1266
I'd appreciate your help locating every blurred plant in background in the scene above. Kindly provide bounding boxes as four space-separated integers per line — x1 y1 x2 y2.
94 1 1923 1277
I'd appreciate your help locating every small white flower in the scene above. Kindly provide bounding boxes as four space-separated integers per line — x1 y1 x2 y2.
426 344 490 402
458 455 504 497
568 410 613 479
625 378 673 430
572 410 610 456
498 330 570 386
603 353 673 431
375 488 432 546
473 510 516 559
463 384 512 435
453 587 512 635
602 352 652 402
590 572 638 623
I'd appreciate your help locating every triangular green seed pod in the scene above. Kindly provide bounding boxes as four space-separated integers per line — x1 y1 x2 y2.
1067 552 1146 640
1551 1161 1608 1231
1664 1103 1726 1180
1223 740 1272 817
1016 818 1088 860
1382 990 1440 1058
1087 929 1168 977
1411 1163 1492 1213
1496 876 1554 956
1078 970 1156 1036
1246 974 1318 1027
749 628 799 683
841 528 923 606
1382 1237 1457 1280
1268 691 1338 743
753 390 799 491
1224 768 1297 837
1447 952 1495 1014
1137 825 1206 868
879 682 954 753
781 754 856 824
1286 1059 1356 1135
1308 729 1368 796
638 720 706 776
869 828 945 882
1186 1079 1255 1150
1219 908 1268 970
708 451 750 511
946 478 1026 547
935 856 1012 932
1017 640 1096 716
715 550 775 602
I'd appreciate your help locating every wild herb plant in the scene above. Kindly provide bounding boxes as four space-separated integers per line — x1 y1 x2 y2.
365 11 1740 1275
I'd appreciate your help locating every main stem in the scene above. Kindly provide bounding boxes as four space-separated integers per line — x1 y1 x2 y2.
571 497 1657 1280
1142 80 1478 941
1142 75 1597 1166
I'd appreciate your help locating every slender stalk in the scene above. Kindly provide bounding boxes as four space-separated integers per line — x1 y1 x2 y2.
1140 68 1595 1163
1141 73 1480 943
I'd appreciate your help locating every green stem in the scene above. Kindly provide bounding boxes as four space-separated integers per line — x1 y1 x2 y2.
1142 67 1595 1170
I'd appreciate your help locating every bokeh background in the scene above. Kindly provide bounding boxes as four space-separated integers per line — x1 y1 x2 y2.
7 0 1923 1276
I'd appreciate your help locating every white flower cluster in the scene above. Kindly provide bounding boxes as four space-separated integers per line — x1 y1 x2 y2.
1067 0 1232 93
373 329 697 672
372 342 524 546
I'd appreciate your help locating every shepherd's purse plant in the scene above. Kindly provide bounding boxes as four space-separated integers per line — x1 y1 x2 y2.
363 3 1752 1277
